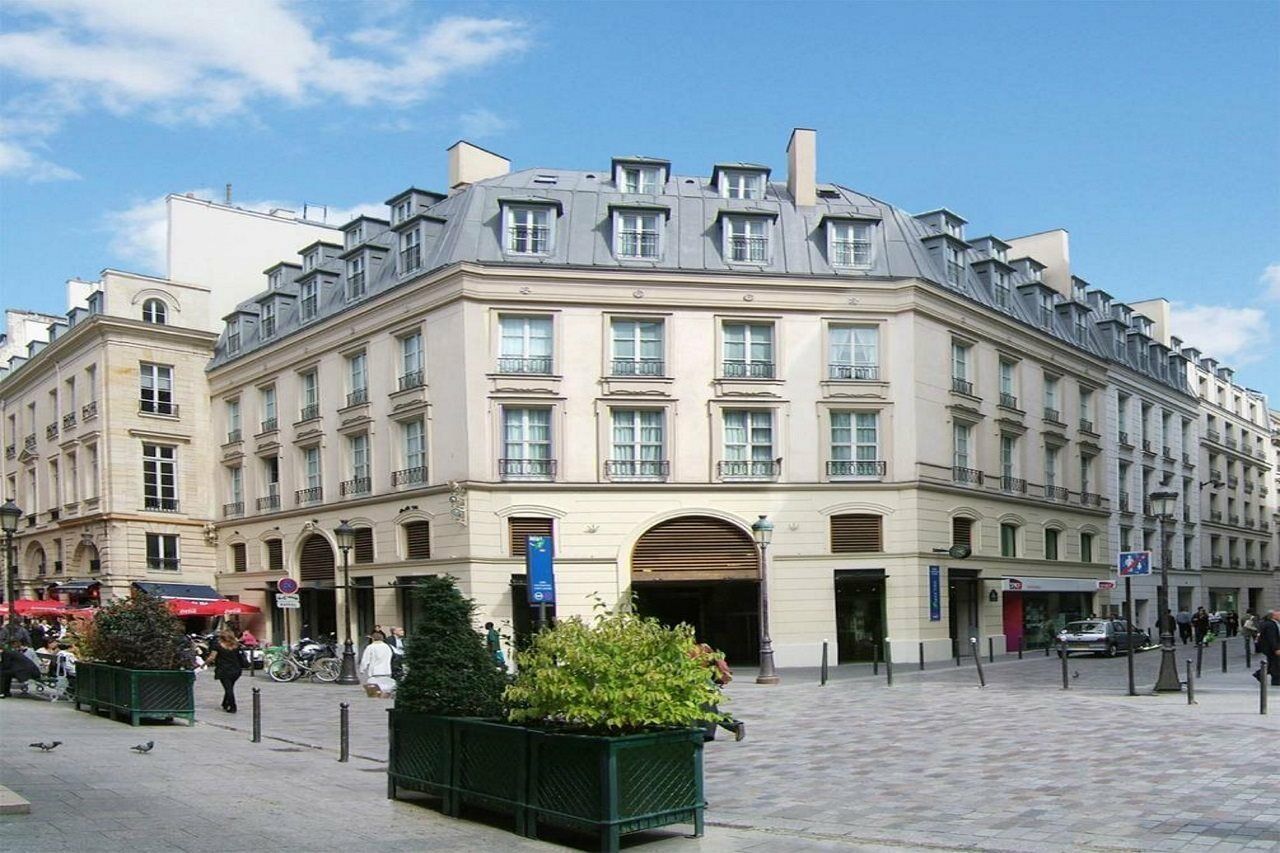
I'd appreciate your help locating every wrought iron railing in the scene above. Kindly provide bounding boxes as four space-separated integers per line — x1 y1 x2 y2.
143 497 180 512
611 359 665 377
1044 485 1069 502
259 418 278 433
223 502 243 518
295 486 323 505
256 493 281 511
298 404 320 422
723 361 776 379
346 389 368 407
718 460 781 479
497 357 553 375
951 377 974 395
340 477 372 497
1043 408 1061 423
46 422 58 440
829 364 879 381
81 400 98 420
605 460 671 480
498 458 557 479
62 412 76 430
1001 475 1027 494
952 466 983 486
391 466 428 486
826 460 886 478
999 393 1018 409
398 370 425 390
226 429 242 443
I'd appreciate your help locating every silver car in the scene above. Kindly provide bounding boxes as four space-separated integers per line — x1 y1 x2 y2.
1056 620 1147 656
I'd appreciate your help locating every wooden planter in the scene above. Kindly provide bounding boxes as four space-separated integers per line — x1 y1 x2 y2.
74 661 196 726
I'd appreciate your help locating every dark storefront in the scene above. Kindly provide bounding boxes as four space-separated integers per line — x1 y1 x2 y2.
833 569 884 662
1001 577 1102 650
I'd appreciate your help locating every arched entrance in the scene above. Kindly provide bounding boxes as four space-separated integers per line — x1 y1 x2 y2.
298 535 337 640
630 515 760 665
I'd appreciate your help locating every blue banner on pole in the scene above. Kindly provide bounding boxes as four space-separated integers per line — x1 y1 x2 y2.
1117 551 1152 577
928 565 941 621
526 535 555 604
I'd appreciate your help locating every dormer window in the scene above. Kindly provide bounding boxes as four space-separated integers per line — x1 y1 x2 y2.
945 244 964 285
1073 314 1087 344
392 199 412 225
619 165 662 194
345 223 364 250
347 257 366 299
505 206 553 255
722 215 770 263
261 301 277 338
993 272 1011 309
945 218 964 239
827 220 874 268
303 250 319 272
720 170 765 200
614 211 662 259
992 245 1007 263
141 298 167 325
299 280 318 321
226 320 241 354
1038 292 1054 327
400 229 422 273
268 270 283 290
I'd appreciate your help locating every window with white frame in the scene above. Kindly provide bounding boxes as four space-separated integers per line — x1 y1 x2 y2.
723 216 770 263
1080 388 1093 427
347 256 365 299
346 352 368 405
392 199 412 224
299 279 318 320
999 359 1016 405
953 423 973 470
828 325 878 380
86 445 98 497
720 170 765 199
303 249 318 272
403 419 426 473
1073 313 1087 344
499 315 553 374
505 206 552 255
610 318 663 376
347 433 370 492
723 322 774 378
399 332 424 388
299 370 319 420
226 399 241 442
142 298 167 324
950 342 971 394
830 411 880 478
1038 292 1054 327
1080 454 1093 495
142 443 178 511
1044 375 1060 420
945 244 964 285
1044 446 1059 489
619 165 662 194
993 272 1011 308
66 452 77 502
501 408 553 478
299 447 322 496
345 223 364 250
229 465 243 507
609 409 666 478
828 220 874 267
139 363 174 415
1000 434 1017 480
146 533 179 571
260 385 277 431
614 211 661 259
260 300 277 337
268 269 283 290
722 410 775 478
399 228 422 273
226 319 241 354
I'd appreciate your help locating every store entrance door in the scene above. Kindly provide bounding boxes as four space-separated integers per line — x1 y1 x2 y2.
633 582 759 666
948 569 980 649
834 570 884 662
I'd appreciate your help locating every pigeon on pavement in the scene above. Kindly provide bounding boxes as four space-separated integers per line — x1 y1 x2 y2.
1072 670 1080 679
130 740 155 754
29 741 61 751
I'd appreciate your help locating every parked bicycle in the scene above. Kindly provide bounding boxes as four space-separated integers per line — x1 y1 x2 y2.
266 635 341 683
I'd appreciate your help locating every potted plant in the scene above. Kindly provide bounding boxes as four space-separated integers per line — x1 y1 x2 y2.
73 593 197 726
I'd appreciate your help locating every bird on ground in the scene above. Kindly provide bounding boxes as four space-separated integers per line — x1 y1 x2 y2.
130 740 155 754
1072 671 1080 679
28 741 61 751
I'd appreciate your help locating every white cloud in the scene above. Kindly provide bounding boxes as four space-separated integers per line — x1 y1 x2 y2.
1261 263 1280 301
458 108 512 138
1169 303 1271 365
0 0 530 180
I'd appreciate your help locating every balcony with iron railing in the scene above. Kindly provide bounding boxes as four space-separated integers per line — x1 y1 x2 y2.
398 370 425 390
298 404 320 422
340 477 372 497
139 399 178 417
81 400 97 420
256 492 281 512
1210 510 1223 522
1141 439 1154 454
1001 475 1027 494
612 359 665 377
62 412 76 430
1210 469 1223 481
1162 446 1174 460
999 393 1019 409
1118 431 1132 447
223 501 243 518
1225 436 1238 449
1231 557 1241 567
826 460 886 479
391 466 428 487
143 497 180 512
1043 407 1062 424
1247 559 1257 569
1229 514 1240 526
1119 494 1131 512
1079 419 1094 434
4 445 13 460
295 486 323 505
951 377 974 396
828 364 879 381
499 458 557 480
1244 517 1255 528
1044 485 1069 502
727 235 769 263
24 434 36 450
1182 451 1192 465
1228 475 1239 488
717 459 781 480
1079 491 1102 507
1261 521 1272 532
225 429 242 444
496 357 553 375
345 388 368 408
952 466 984 486
723 361 776 379
45 422 59 441
1244 482 1254 493
259 417 278 434
1206 429 1221 443
605 460 671 480
1211 555 1223 567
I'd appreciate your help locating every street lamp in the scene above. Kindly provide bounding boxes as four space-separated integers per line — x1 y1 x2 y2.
1148 489 1182 692
1 499 21 627
333 520 359 685
751 514 779 685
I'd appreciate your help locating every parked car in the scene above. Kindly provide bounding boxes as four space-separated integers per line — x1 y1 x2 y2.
1056 620 1147 656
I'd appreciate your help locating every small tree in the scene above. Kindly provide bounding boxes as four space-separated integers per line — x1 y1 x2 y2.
76 593 193 670
395 576 508 716
504 607 725 734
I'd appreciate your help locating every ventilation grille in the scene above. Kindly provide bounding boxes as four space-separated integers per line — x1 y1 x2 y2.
509 517 553 557
830 514 883 554
404 521 431 560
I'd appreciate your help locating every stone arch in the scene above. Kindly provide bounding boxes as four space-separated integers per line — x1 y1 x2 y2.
23 541 47 579
297 533 335 583
71 539 100 572
630 515 759 582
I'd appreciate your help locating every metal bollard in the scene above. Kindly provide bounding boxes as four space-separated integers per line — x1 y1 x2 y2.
919 641 925 671
1044 641 1050 658
1018 636 1024 660
987 636 994 664
1246 639 1252 669
1221 638 1228 674
873 641 880 676
1261 667 1269 716
1186 659 1196 705
820 640 829 687
251 687 261 743
1196 643 1203 678
885 644 893 687
1060 641 1069 690
339 702 350 763
970 637 986 688
955 638 961 667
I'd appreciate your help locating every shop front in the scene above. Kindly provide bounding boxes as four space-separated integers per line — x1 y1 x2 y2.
1002 576 1109 651
1207 587 1239 614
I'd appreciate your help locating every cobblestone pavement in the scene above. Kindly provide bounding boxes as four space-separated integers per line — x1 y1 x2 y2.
1 645 1276 852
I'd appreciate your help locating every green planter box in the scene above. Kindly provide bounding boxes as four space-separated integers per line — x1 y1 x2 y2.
387 710 704 852
74 661 196 726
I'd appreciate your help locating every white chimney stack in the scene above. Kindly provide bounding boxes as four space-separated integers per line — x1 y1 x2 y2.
447 140 511 194
787 128 817 207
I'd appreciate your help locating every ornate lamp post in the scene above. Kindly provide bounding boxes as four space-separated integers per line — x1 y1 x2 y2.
1 499 21 627
333 520 359 685
1149 489 1182 692
751 514 779 685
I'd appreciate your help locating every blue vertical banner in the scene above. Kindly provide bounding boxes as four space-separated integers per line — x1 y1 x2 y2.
526 535 555 604
928 565 941 621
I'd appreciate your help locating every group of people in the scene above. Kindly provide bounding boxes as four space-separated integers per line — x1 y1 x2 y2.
1170 608 1256 645
1253 607 1280 687
0 615 78 698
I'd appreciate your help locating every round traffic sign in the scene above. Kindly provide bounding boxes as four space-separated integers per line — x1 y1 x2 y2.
278 577 299 595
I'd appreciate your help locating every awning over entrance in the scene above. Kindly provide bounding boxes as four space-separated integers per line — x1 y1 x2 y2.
132 581 224 601
1002 576 1111 593
52 579 101 594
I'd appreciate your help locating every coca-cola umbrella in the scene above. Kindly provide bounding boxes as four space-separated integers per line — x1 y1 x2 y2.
166 599 225 617
208 600 261 616
8 599 72 616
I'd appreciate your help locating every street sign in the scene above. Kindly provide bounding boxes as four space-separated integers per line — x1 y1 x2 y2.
526 535 555 604
1097 580 1117 591
275 593 300 609
928 566 941 621
1117 551 1152 577
277 577 299 595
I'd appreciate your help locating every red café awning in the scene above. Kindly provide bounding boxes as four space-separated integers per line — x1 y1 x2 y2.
7 599 73 616
165 599 261 617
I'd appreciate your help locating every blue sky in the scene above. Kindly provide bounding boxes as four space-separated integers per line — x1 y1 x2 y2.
2 1 1278 397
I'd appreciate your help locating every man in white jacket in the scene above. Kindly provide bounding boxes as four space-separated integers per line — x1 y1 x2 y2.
358 630 395 697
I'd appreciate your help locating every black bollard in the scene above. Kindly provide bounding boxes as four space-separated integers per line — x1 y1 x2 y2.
970 638 986 688
955 638 961 667
1044 641 1050 658
1018 636 1024 660
1186 659 1196 705
1196 642 1203 678
251 687 261 743
820 640 829 687
339 702 350 763
885 643 893 687
919 641 925 671
873 641 880 676
1221 638 1228 674
1246 638 1252 669
1060 641 1069 690
987 636 994 664
1261 666 1269 716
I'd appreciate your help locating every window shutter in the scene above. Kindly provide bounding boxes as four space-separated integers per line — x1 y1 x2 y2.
299 535 332 582
830 514 883 553
952 517 973 548
509 517 554 557
631 516 757 580
404 521 431 560
231 543 247 573
354 528 374 564
266 539 283 572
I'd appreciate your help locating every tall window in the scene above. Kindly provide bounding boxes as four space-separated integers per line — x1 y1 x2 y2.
228 466 243 507
146 533 179 571
299 371 319 420
224 321 242 356
1080 389 1093 427
720 170 764 199
1080 532 1095 563
828 325 878 380
723 410 775 477
142 443 178 511
400 228 422 272
506 206 552 255
945 244 964 285
609 409 665 478
610 319 663 375
86 445 98 498
1044 446 1059 489
950 343 971 394
260 385 277 431
1000 434 1016 480
723 216 769 263
347 352 368 405
993 273 1011 309
303 446 322 490
1000 523 1019 557
347 256 365 299
1044 376 1060 420
66 452 77 502
999 359 1016 405
142 298 167 324
828 220 874 267
303 249 318 271
1044 529 1060 560
348 434 370 492
953 423 972 469
260 300 277 337
400 332 424 388
614 211 661 259
139 363 174 415
226 399 241 441
502 408 553 478
620 165 661 194
1080 455 1093 495
723 323 774 378
299 279 318 320
499 316 553 374
830 411 880 477
264 456 280 498
403 419 426 473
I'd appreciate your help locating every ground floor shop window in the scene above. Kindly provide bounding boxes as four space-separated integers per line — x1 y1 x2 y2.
1004 591 1093 650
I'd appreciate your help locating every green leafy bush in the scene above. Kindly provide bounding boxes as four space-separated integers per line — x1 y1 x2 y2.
395 576 508 716
504 607 725 733
76 593 192 670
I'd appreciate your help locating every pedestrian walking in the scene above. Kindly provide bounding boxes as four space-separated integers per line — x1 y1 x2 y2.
690 643 745 742
1226 611 1239 638
484 622 505 668
205 630 243 713
1191 607 1210 645
0 642 42 698
1255 609 1280 688
1174 608 1192 644
359 629 395 697
1243 611 1259 644
386 626 406 678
